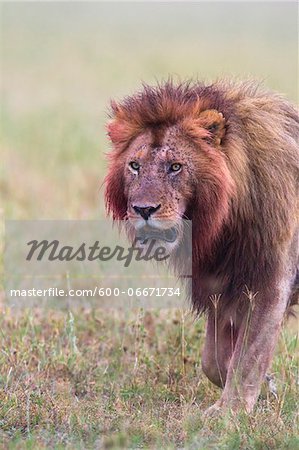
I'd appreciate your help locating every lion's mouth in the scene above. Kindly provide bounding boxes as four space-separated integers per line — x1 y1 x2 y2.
136 225 178 244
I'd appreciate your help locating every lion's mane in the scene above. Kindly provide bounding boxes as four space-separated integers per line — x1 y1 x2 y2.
105 80 299 313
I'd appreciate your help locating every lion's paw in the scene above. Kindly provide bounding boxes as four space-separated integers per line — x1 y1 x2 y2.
203 401 223 418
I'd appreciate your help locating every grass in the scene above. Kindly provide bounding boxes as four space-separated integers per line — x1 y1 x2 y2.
0 308 298 449
0 2 298 448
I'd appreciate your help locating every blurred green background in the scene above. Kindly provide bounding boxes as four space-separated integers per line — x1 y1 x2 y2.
1 2 297 219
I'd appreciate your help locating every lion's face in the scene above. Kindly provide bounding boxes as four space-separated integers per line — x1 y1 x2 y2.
123 127 196 250
105 95 234 257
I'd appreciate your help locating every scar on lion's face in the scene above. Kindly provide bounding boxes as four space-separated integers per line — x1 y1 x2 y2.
124 129 195 228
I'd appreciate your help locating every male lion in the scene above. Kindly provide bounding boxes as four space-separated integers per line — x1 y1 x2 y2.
105 80 299 413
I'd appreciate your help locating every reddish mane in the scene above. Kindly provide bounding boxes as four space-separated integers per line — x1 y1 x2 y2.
105 80 299 314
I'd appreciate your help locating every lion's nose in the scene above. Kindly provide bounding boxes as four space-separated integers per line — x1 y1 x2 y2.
132 204 161 220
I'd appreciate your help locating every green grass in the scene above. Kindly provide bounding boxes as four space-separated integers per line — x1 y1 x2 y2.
0 2 298 448
0 309 298 449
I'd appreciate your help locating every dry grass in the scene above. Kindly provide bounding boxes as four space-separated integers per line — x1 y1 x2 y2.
0 308 298 449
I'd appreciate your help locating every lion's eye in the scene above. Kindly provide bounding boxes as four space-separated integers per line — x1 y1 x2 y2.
129 161 140 171
170 163 182 172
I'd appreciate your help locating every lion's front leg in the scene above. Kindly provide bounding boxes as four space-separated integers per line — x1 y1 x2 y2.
201 311 237 388
214 286 289 413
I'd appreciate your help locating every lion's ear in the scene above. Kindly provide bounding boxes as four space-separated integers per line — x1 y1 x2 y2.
199 109 226 145
106 119 125 145
106 100 128 145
